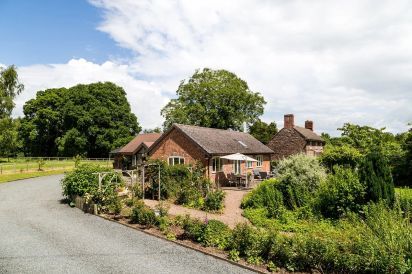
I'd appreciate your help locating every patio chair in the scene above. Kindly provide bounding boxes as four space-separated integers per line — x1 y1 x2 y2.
253 169 261 180
227 173 237 187
259 171 269 180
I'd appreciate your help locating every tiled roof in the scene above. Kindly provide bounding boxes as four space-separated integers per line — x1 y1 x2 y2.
119 133 162 155
294 126 324 142
173 124 274 155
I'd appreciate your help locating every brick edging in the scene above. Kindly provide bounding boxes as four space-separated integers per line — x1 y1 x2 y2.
97 214 265 274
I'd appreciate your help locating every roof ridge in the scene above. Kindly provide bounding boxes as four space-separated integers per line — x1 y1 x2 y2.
175 123 246 133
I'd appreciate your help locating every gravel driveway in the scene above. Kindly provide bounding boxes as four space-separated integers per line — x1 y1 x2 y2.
0 175 253 274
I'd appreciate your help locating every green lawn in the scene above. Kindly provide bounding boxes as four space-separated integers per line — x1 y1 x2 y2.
0 169 69 184
0 159 112 174
0 158 113 183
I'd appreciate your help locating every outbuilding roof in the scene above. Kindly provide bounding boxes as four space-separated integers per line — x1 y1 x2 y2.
150 124 273 156
119 133 162 155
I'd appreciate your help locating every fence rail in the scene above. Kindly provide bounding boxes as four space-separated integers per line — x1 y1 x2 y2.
0 157 113 175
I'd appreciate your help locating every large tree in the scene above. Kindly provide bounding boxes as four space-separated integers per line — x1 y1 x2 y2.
161 68 266 130
248 119 277 144
20 82 141 157
0 65 24 159
0 65 24 119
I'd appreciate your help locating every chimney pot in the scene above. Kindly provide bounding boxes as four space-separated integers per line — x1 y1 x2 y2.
284 114 294 129
305 120 314 131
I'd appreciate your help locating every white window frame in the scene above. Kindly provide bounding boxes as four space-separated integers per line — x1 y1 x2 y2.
168 156 185 166
233 160 241 174
246 160 253 169
212 157 222 173
256 155 263 167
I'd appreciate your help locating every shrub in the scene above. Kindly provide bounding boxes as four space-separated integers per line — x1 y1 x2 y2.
203 190 225 212
359 151 395 205
396 188 412 220
130 200 156 227
230 223 269 262
241 179 284 218
202 220 231 249
316 166 366 218
182 216 204 242
319 144 362 170
155 202 170 217
276 154 326 209
61 164 123 212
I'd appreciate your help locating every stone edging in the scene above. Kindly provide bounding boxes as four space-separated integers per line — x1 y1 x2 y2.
97 214 266 274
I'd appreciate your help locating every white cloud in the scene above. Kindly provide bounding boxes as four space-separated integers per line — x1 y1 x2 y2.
88 0 412 134
14 59 168 129
9 0 412 134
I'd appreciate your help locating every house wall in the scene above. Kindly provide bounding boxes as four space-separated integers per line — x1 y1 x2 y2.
149 128 209 166
267 128 306 160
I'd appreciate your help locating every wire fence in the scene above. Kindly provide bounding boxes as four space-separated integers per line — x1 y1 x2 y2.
0 157 113 175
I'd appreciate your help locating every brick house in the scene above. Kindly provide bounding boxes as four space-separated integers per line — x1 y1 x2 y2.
111 133 162 169
148 124 274 185
267 114 325 160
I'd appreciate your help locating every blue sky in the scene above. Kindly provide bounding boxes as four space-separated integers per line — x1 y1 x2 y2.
0 0 130 66
1 1 411 133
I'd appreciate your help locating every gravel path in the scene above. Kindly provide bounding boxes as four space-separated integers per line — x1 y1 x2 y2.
0 175 254 274
144 188 250 228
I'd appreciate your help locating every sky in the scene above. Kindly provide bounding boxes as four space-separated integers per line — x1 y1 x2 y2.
1 0 411 135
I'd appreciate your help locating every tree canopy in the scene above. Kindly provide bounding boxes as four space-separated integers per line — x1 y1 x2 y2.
248 119 277 144
0 65 24 119
20 82 140 157
161 68 266 130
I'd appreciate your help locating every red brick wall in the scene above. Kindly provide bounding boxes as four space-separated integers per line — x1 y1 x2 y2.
149 128 209 167
267 128 306 160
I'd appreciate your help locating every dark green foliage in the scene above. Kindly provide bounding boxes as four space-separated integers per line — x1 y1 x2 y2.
161 68 266 130
60 164 123 211
229 223 269 262
241 179 284 218
182 216 204 242
0 117 22 158
20 82 140 157
202 220 231 250
319 144 362 170
359 151 395 205
316 166 366 218
393 130 412 186
248 119 278 144
203 190 226 212
130 200 157 227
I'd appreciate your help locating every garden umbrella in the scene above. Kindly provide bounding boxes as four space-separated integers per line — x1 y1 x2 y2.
220 153 257 187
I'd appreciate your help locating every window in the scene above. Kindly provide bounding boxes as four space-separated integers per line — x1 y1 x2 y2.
168 156 184 166
212 157 222 173
246 160 253 168
233 160 241 174
256 155 263 167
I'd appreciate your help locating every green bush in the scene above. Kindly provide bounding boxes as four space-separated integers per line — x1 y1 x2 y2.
276 154 326 209
203 190 225 212
359 151 395 205
316 166 366 218
202 220 231 249
182 216 204 242
230 223 269 262
61 164 123 211
241 179 284 218
130 200 157 227
319 144 362 170
396 188 412 220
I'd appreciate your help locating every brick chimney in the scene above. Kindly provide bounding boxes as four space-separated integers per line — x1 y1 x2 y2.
305 120 313 131
284 114 294 129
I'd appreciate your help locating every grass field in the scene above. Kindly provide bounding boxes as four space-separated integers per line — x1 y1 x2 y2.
0 158 113 183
